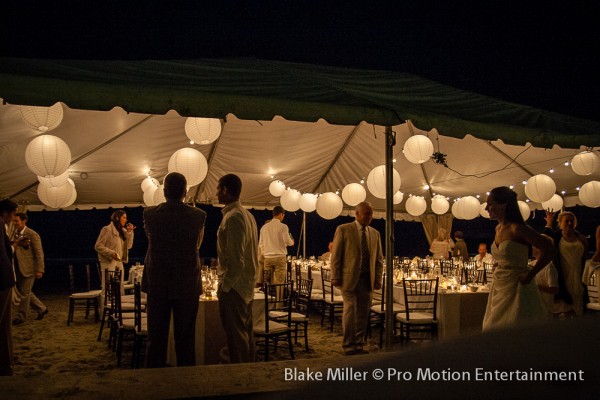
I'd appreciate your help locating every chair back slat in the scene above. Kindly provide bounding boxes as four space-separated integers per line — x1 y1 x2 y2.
294 278 313 317
321 267 335 301
134 282 144 332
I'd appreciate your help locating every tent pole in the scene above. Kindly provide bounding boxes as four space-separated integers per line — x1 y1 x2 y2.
384 125 396 351
303 212 307 259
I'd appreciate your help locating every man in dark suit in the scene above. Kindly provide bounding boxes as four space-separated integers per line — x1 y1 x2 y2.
142 172 206 368
331 201 383 355
11 213 47 325
0 199 17 376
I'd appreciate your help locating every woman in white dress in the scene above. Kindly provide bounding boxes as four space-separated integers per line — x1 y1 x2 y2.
482 187 555 331
429 228 452 259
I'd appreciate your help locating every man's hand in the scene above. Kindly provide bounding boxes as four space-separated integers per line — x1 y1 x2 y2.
35 272 43 279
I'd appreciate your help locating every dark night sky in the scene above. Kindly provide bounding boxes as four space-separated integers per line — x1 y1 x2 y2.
1 1 599 122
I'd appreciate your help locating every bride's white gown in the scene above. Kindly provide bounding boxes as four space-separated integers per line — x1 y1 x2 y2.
482 240 547 331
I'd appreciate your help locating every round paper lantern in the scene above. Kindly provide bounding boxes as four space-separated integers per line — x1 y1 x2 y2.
37 182 75 209
455 196 480 220
37 169 69 188
153 184 166 205
185 117 222 145
524 174 556 203
579 181 600 208
405 196 427 217
62 186 77 208
67 178 75 187
280 189 301 212
479 203 490 219
452 199 464 219
542 194 564 212
431 194 449 215
316 192 343 220
299 193 318 212
366 165 401 199
20 103 64 132
518 201 531 221
403 135 434 164
341 183 366 206
393 191 404 205
25 134 71 177
571 151 599 176
167 148 208 187
143 186 157 206
141 176 159 193
268 180 286 197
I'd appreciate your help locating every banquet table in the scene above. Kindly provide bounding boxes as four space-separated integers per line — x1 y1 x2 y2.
301 268 342 295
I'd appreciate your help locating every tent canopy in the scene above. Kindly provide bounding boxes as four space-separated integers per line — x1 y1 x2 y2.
1 57 598 215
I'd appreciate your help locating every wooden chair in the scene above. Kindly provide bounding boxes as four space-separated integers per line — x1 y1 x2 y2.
483 262 495 284
288 277 313 351
254 281 295 361
113 277 146 367
439 259 455 276
131 281 148 368
97 268 121 341
367 274 403 348
67 264 101 326
320 267 344 332
586 269 600 311
395 278 439 344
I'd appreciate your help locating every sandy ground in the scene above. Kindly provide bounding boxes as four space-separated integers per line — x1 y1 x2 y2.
10 293 389 375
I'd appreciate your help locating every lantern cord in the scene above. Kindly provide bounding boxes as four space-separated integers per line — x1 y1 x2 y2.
444 144 533 179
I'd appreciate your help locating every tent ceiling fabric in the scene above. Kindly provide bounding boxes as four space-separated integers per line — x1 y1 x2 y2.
1 57 599 149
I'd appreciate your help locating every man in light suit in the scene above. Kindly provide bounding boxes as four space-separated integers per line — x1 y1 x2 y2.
331 202 383 355
142 172 206 368
0 199 17 376
11 213 47 325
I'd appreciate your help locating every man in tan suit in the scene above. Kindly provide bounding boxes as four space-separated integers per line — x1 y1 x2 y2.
330 202 383 355
12 213 47 325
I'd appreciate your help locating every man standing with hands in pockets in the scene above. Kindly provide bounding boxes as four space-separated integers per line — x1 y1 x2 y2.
331 202 383 355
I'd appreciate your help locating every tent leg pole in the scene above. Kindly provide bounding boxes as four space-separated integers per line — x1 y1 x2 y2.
303 212 306 259
384 125 396 352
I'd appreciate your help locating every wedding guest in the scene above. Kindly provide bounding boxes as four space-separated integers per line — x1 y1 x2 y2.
0 199 17 376
592 225 600 262
216 174 258 363
429 228 452 259
531 235 559 315
482 187 554 331
452 231 469 261
473 243 494 266
259 206 293 285
321 241 333 262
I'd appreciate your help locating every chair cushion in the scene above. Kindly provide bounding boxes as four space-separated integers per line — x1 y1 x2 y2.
371 303 404 314
71 291 100 299
254 320 290 334
396 312 437 323
586 302 600 311
324 295 344 304
269 311 288 319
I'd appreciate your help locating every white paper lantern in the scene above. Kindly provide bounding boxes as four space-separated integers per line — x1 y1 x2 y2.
167 148 208 187
341 183 366 206
141 176 159 193
524 174 556 203
280 189 301 212
403 135 434 164
579 181 600 208
25 134 71 177
405 196 427 217
431 194 450 215
542 194 564 212
37 169 69 188
455 196 480 220
268 180 286 197
37 182 75 209
366 165 401 199
67 178 75 187
143 186 157 206
184 117 222 145
452 200 464 219
299 193 318 212
20 103 64 132
316 192 343 220
479 203 490 219
62 186 77 208
518 201 531 221
393 191 404 205
571 151 599 176
153 184 166 205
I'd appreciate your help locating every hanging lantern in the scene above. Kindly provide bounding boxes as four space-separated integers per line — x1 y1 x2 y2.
37 169 70 188
316 192 343 220
37 182 75 209
518 201 531 221
393 191 404 205
67 178 75 187
403 135 434 164
455 196 480 220
268 180 286 197
20 103 64 132
571 151 599 176
25 134 71 177
61 186 77 208
184 117 222 145
143 186 158 207
452 199 464 219
405 196 427 217
366 165 401 199
431 194 449 215
299 193 318 212
153 184 166 205
141 176 159 193
524 174 556 203
579 181 600 208
341 183 366 206
480 202 490 218
167 148 208 187
280 189 301 212
542 194 564 212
